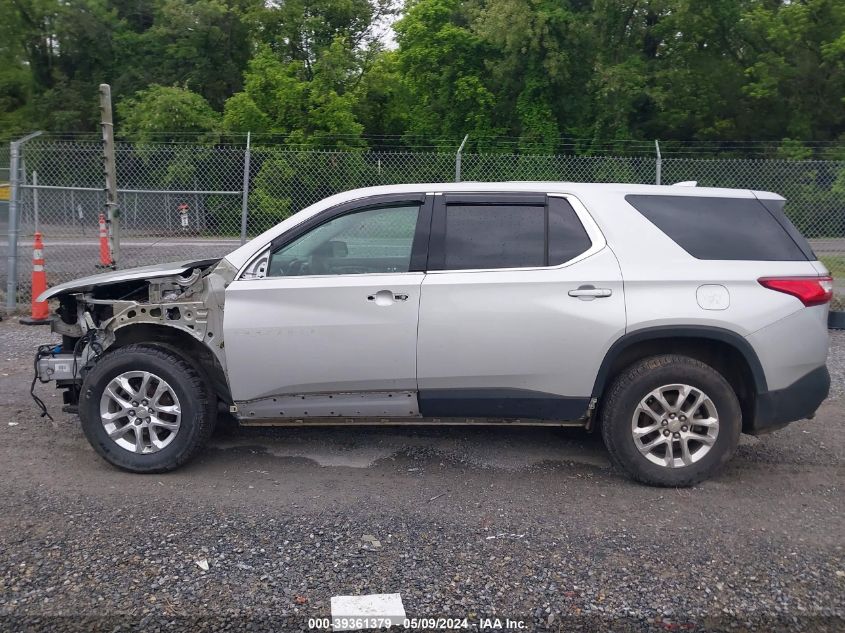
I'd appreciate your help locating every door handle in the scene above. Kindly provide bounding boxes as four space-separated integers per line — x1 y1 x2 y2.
568 285 612 300
367 290 409 305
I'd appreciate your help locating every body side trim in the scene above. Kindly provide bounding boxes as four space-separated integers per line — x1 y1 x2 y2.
592 325 768 397
409 195 434 272
236 391 420 419
418 388 591 421
750 365 829 434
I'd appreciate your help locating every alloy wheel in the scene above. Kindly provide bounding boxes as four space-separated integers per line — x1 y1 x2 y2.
99 370 182 454
631 383 719 468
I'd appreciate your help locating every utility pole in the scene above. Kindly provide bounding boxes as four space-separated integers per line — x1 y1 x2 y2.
100 84 119 267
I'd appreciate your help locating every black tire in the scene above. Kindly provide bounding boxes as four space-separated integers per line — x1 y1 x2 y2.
600 354 741 487
79 344 216 473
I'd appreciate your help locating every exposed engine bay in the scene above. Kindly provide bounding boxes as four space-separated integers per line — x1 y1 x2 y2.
34 258 238 414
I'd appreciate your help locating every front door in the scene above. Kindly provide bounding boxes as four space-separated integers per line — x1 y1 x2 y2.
224 195 430 411
416 192 626 420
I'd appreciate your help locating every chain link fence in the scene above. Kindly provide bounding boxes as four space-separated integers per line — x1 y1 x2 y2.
0 141 9 182
3 137 844 309
1 142 10 288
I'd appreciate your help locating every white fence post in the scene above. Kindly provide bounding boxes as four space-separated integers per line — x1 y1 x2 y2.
655 139 662 185
455 134 469 182
240 132 251 245
100 84 119 267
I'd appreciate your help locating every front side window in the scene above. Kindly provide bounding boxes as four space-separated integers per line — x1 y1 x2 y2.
268 204 420 276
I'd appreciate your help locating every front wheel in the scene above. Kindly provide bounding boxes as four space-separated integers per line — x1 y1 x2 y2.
79 344 216 473
600 355 741 487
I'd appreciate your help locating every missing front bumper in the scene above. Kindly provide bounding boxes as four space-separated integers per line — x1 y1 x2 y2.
36 353 78 382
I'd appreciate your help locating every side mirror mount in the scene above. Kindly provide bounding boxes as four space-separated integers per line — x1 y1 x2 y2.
328 240 348 258
312 240 348 258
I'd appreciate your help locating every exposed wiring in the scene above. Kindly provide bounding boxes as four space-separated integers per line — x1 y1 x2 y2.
31 345 56 422
70 328 105 403
31 326 105 423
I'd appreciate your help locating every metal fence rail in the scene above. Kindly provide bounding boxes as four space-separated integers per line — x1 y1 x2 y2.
3 137 845 310
0 143 9 300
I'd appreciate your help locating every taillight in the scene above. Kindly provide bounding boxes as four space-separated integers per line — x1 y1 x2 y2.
758 276 833 307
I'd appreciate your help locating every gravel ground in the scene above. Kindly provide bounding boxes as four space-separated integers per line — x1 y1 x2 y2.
0 320 843 633
827 330 845 399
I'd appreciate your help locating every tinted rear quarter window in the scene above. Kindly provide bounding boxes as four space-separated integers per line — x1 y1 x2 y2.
756 197 816 259
625 195 808 261
549 197 592 265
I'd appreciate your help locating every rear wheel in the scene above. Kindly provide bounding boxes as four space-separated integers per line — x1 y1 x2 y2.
79 344 216 473
600 354 741 487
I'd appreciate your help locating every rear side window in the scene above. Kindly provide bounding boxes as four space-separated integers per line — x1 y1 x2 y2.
625 195 808 261
549 197 593 265
437 197 593 270
443 204 545 269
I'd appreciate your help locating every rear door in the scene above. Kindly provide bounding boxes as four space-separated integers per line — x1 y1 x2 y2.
416 192 626 420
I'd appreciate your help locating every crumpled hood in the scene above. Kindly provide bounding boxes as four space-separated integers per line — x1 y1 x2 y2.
37 258 220 302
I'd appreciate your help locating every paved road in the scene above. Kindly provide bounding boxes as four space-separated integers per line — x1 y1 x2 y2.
0 238 240 297
0 321 843 632
809 238 845 255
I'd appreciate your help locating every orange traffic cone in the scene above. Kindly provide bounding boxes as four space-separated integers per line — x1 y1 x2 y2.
96 213 113 268
20 232 52 326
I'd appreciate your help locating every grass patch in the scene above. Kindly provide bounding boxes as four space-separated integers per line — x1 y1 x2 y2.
819 255 845 278
819 256 845 311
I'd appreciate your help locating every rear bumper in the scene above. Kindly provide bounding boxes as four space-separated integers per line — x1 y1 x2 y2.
748 365 830 435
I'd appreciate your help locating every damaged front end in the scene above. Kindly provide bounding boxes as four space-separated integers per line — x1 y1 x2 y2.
34 258 238 414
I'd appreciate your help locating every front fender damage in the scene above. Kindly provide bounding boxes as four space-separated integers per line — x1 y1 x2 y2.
35 259 237 413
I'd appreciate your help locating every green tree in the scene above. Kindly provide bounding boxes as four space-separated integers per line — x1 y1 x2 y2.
351 51 412 142
474 0 595 150
1 0 845 155
223 42 366 149
2 0 122 130
394 0 501 148
119 0 258 111
252 0 394 69
117 84 220 142
742 0 845 142
0 1 33 136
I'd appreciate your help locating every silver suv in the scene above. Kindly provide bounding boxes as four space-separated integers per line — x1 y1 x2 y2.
35 183 832 486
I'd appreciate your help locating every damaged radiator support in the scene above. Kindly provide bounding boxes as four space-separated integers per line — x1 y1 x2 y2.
32 258 235 419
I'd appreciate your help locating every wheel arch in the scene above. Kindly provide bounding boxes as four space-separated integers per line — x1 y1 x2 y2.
110 323 232 405
592 326 767 433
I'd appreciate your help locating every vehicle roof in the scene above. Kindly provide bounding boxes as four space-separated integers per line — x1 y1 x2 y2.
268 180 779 197
224 181 784 270
295 180 779 193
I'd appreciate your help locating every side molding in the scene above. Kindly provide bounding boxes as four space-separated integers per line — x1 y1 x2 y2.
418 389 591 421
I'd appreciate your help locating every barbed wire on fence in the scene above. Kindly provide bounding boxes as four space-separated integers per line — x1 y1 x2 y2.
3 138 845 309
